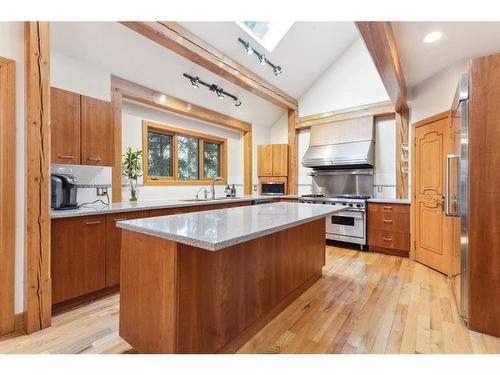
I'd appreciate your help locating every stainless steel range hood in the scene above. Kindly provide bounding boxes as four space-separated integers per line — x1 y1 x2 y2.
302 140 374 168
301 115 375 169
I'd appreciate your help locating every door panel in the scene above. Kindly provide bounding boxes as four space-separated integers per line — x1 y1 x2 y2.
414 117 452 275
257 145 273 176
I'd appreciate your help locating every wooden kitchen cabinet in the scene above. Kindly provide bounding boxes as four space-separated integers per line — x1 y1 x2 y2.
106 211 145 288
257 144 273 176
257 143 288 177
367 202 410 257
51 87 81 164
81 95 114 166
51 215 106 305
50 87 114 167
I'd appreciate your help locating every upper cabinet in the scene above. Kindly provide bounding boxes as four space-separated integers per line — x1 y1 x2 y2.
81 96 114 166
257 144 288 177
51 87 81 164
51 87 114 167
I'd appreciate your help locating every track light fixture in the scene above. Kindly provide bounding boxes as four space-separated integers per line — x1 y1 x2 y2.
237 38 283 76
183 73 241 107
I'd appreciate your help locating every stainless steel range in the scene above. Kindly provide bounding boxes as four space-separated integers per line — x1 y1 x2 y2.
300 194 370 250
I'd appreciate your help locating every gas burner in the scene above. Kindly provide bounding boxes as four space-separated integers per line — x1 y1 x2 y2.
301 194 325 198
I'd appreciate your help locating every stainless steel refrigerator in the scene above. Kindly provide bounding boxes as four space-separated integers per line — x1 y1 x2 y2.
446 72 469 324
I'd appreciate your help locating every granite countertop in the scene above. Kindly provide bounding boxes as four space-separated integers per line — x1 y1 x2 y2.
117 202 346 251
367 198 411 204
50 195 275 219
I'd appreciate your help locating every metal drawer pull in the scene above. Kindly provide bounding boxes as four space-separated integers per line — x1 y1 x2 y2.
85 221 101 225
58 154 75 159
114 218 127 222
87 156 102 161
382 237 392 241
383 219 393 224
383 206 392 211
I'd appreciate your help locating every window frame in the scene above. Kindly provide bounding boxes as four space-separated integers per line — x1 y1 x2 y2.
142 120 227 186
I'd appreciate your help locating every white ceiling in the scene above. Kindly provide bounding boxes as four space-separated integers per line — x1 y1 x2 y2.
393 22 500 87
50 22 359 129
180 22 358 98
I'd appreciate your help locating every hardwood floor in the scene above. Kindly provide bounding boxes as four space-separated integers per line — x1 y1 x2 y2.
1 246 498 354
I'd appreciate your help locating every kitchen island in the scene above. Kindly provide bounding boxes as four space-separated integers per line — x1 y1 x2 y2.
117 202 345 353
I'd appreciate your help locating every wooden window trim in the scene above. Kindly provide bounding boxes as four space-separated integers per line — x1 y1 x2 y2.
142 120 227 186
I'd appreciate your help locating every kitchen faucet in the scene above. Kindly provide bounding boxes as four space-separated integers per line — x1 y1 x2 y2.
211 177 224 199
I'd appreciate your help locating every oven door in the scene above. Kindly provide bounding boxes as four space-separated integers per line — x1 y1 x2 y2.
326 210 365 242
261 182 285 196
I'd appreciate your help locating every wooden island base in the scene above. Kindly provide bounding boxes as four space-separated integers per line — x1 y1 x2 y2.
119 219 325 354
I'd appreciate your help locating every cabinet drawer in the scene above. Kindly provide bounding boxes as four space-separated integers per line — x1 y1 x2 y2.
368 211 410 233
368 229 410 251
367 203 409 214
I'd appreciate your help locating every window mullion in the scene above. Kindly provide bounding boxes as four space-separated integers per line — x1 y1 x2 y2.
200 140 205 181
173 134 179 181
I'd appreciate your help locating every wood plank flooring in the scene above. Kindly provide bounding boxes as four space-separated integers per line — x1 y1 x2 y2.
1 246 498 354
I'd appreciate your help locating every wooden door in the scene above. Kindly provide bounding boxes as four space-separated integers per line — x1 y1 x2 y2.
81 95 114 166
50 87 81 164
106 211 145 287
51 215 106 304
272 144 288 176
257 145 273 176
413 115 452 275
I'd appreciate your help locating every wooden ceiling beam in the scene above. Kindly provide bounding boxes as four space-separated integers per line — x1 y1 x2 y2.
111 75 251 133
120 21 298 111
296 100 394 130
355 22 407 111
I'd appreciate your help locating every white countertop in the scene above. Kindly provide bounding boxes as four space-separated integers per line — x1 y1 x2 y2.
50 195 274 219
367 198 411 205
117 202 345 251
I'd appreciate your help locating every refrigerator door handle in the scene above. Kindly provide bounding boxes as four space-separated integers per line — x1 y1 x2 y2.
445 154 460 217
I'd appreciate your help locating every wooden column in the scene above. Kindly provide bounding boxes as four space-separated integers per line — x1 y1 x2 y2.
111 91 123 203
0 57 16 336
24 21 51 333
287 109 298 195
243 131 252 195
396 107 409 199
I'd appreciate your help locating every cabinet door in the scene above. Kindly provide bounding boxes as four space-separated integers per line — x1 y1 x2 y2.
51 215 106 304
272 144 288 176
81 95 114 166
51 87 81 164
106 211 145 288
257 145 273 176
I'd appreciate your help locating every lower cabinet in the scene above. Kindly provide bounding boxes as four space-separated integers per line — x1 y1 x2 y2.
105 211 145 288
51 201 254 307
51 215 106 305
367 203 410 256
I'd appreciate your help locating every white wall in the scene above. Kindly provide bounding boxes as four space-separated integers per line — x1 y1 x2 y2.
373 115 396 198
409 60 466 124
269 112 288 144
298 37 390 117
121 101 251 199
0 22 25 314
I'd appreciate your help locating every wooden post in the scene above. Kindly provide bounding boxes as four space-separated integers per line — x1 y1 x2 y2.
244 131 252 195
0 57 16 336
287 109 298 195
396 107 409 199
24 21 51 333
112 91 123 203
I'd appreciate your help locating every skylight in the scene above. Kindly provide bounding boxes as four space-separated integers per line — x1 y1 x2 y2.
237 21 294 53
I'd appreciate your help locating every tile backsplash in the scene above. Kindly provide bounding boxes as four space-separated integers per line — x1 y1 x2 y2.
51 164 112 204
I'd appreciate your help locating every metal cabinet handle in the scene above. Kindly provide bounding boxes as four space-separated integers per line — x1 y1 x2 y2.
445 154 460 217
383 219 393 224
57 154 75 159
85 221 101 225
383 206 392 211
151 176 160 181
114 218 127 222
382 237 392 241
87 156 102 161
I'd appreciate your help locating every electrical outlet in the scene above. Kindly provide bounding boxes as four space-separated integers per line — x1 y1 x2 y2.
96 187 108 196
253 184 258 192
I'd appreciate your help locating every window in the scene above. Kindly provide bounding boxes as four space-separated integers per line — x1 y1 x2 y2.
142 121 227 185
237 21 294 52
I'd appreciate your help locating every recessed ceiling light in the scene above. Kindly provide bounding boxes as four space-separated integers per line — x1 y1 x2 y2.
423 31 443 44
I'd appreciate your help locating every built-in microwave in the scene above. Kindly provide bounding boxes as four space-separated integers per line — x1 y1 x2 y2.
260 181 285 196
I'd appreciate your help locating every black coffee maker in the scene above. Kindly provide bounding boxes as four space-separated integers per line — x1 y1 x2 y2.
51 173 78 210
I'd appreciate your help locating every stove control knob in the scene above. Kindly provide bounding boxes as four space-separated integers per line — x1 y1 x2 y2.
348 203 353 207
356 203 362 208
342 203 347 206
